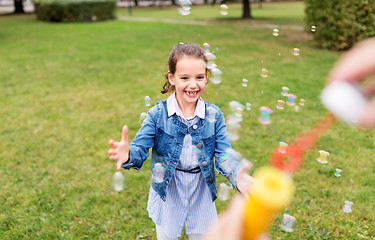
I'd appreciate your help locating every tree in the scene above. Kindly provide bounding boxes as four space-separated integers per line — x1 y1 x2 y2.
242 0 252 19
14 0 25 13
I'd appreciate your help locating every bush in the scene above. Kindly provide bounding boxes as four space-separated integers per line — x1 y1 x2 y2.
305 0 375 50
34 0 116 22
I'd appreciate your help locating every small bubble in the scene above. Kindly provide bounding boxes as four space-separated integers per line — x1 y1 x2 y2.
277 141 288 154
279 214 296 232
144 96 151 107
293 48 300 56
343 200 353 213
258 106 273 125
311 25 316 32
286 94 297 106
205 106 218 123
246 102 251 111
242 78 248 87
276 100 285 110
334 168 342 177
281 86 289 97
190 145 202 166
220 4 229 15
316 150 329 164
299 98 305 106
112 171 125 192
203 42 210 52
139 112 147 126
151 163 167 183
210 67 222 84
218 182 232 201
261 68 268 78
273 28 279 37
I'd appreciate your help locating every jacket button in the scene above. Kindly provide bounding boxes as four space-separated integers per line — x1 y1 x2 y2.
202 161 207 166
193 124 198 130
197 143 202 148
209 179 214 183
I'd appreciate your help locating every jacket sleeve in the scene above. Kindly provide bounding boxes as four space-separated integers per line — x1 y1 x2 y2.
213 106 242 192
121 104 159 170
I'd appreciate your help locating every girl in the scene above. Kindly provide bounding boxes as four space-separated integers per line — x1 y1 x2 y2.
108 43 251 240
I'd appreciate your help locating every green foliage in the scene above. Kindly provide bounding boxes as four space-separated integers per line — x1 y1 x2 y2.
34 0 116 22
305 0 375 50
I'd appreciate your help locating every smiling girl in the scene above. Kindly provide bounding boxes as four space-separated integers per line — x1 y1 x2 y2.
108 43 251 240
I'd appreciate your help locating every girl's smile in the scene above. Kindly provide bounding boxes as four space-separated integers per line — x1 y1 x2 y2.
168 55 208 115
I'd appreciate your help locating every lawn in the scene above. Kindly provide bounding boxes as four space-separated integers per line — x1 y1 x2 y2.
0 2 374 239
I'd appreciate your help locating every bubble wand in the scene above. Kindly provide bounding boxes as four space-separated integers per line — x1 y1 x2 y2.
242 81 374 240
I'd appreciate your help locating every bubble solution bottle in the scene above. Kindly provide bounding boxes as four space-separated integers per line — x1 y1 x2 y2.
243 166 294 240
112 171 125 192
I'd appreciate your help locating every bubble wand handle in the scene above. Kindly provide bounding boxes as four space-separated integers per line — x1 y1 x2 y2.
242 166 294 240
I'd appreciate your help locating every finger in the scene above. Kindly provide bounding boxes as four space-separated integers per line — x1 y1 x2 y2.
116 160 122 170
109 155 117 161
238 162 249 175
360 103 375 127
328 38 375 83
121 125 129 143
108 149 116 155
108 139 118 148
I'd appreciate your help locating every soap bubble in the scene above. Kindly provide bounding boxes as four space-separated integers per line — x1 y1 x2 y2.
210 66 222 84
177 0 191 15
112 171 125 192
316 150 329 164
311 25 316 32
273 28 279 37
218 182 232 201
277 141 288 154
281 86 289 97
299 98 305 106
151 163 167 183
220 4 228 15
242 78 248 87
217 148 240 173
203 42 210 52
334 168 342 177
205 52 217 69
205 106 218 123
286 94 297 106
258 106 273 125
190 145 202 166
343 200 353 213
229 101 244 118
139 112 147 126
246 102 251 111
261 68 268 78
276 100 285 110
144 96 151 107
279 213 296 232
293 48 300 56
226 119 241 142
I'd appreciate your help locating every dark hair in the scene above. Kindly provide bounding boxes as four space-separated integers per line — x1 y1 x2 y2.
161 43 208 94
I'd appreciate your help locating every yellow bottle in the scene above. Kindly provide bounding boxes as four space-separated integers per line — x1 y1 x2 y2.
243 166 294 240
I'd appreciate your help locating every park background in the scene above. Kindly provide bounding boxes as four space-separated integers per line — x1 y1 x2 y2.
1 0 374 239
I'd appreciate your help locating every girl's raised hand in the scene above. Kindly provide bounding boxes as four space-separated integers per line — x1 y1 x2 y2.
108 125 130 170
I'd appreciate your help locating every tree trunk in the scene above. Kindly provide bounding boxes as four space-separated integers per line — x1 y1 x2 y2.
14 0 24 13
133 0 138 7
242 0 252 19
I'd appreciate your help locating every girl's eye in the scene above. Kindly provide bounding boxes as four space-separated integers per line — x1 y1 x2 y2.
197 76 205 80
181 77 188 80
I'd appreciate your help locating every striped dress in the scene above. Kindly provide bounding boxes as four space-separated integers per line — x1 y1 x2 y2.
147 93 218 238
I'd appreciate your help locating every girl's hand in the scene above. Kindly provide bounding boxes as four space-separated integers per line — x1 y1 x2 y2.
108 125 130 170
236 162 255 195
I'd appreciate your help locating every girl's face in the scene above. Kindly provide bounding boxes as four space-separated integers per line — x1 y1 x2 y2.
168 55 207 106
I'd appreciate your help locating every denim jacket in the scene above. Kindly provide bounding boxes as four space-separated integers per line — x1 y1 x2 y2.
122 100 241 202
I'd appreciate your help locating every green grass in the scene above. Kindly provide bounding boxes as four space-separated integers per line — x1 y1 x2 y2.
1 2 374 239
